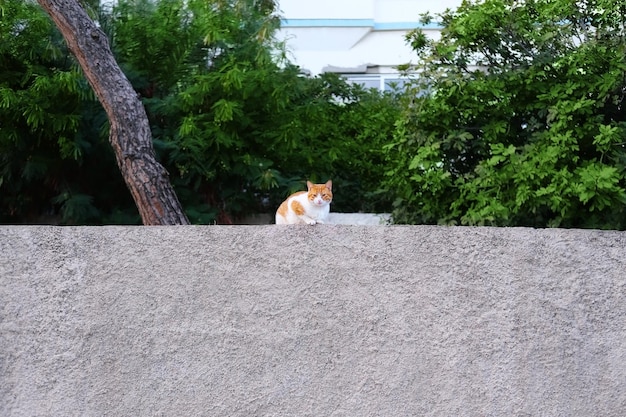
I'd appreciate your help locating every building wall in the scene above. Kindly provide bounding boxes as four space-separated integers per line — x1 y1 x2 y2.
277 0 462 77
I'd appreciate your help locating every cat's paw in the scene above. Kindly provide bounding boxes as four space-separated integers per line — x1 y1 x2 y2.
315 219 325 224
306 219 317 225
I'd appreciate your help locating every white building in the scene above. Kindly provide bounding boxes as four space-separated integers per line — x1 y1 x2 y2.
277 0 462 90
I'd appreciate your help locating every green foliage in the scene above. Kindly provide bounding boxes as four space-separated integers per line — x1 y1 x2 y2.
385 0 626 229
1 0 399 224
0 0 133 224
106 0 399 222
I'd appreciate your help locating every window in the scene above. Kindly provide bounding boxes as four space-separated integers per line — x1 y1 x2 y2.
383 78 408 92
342 75 413 92
343 76 383 90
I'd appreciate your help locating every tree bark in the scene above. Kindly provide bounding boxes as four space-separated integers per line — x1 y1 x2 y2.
37 0 190 225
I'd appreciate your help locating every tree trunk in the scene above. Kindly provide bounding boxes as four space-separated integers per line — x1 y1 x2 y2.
37 0 190 225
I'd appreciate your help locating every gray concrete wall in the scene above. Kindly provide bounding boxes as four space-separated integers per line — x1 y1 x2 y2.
1 225 625 416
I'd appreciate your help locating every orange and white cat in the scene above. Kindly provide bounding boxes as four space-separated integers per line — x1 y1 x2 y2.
275 180 333 225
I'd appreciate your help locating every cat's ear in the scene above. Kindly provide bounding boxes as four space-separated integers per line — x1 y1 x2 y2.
325 180 332 190
306 180 313 190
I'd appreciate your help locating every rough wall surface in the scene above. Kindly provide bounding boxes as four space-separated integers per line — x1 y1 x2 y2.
1 225 625 417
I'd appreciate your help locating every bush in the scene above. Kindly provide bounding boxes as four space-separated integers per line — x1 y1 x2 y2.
385 0 626 229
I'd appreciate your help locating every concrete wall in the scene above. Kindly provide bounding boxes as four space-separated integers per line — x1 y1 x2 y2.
1 225 625 416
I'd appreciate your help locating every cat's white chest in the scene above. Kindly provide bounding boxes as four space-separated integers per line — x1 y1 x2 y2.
295 194 329 220
301 196 330 218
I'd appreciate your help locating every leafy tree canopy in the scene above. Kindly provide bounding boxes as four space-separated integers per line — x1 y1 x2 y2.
0 0 399 224
386 0 626 229
0 0 122 224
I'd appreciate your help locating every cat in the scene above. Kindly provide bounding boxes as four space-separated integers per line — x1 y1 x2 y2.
275 180 333 225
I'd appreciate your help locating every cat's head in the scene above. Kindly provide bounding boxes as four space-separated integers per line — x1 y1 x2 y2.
307 180 333 206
